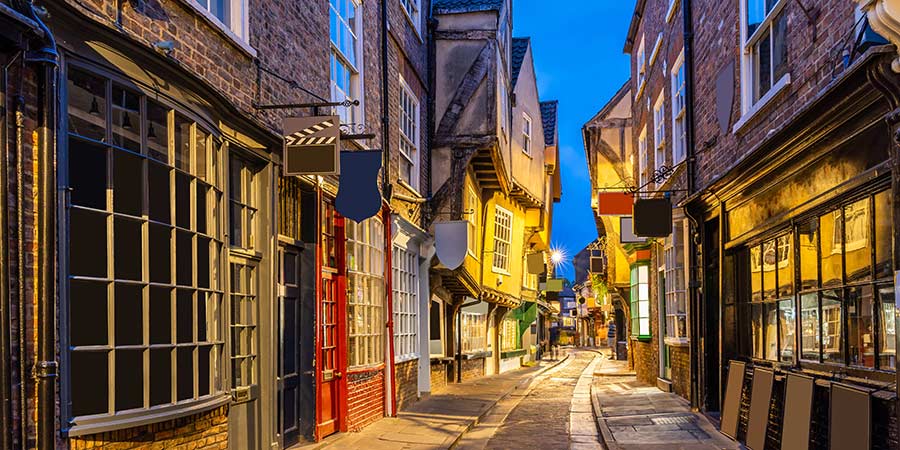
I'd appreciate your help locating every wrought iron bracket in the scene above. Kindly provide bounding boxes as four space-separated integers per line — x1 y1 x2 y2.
251 99 359 110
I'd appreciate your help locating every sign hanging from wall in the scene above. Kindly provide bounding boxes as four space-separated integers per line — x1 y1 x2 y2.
596 191 634 215
282 115 340 175
619 216 648 244
335 150 383 222
434 221 468 270
526 252 545 274
633 198 673 237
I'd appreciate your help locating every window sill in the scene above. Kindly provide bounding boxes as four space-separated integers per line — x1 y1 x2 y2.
491 267 511 276
397 179 424 199
732 73 791 134
666 0 680 23
664 337 690 347
462 350 492 360
395 353 420 364
65 393 230 437
635 79 648 101
176 0 256 58
401 7 424 43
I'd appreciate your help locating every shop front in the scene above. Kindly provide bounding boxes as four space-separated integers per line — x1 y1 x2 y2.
686 50 900 447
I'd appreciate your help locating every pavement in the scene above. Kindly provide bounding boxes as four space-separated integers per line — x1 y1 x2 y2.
292 351 573 450
591 357 739 450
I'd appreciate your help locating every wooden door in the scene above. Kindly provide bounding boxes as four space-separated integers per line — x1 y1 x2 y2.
279 246 302 446
316 199 345 439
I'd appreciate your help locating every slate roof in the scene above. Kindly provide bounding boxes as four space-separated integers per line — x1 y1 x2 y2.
540 100 559 146
510 37 530 88
433 0 504 14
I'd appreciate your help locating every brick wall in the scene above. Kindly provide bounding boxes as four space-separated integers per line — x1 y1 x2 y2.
346 367 385 432
69 405 228 450
630 339 656 387
394 359 419 411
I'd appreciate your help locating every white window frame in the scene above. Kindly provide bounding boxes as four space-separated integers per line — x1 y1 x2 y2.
330 0 364 126
346 216 386 368
638 126 648 189
649 33 663 68
737 0 789 128
630 264 651 338
664 219 689 344
392 245 419 362
398 75 420 192
636 35 647 96
492 205 513 274
400 0 422 35
666 0 680 23
501 317 520 352
183 0 253 54
671 49 687 165
429 297 445 357
653 92 666 174
466 184 479 258
461 311 487 353
522 113 533 156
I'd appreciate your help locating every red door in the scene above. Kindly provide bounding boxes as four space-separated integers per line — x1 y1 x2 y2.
316 198 346 439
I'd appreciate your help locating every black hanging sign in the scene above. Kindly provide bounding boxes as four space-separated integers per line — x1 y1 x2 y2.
335 150 383 223
282 116 340 176
633 198 673 237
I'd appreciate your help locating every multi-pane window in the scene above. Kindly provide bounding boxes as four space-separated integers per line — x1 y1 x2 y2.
671 50 686 165
522 113 532 156
793 191 895 370
749 234 794 362
653 92 666 174
399 76 420 190
461 311 487 353
638 127 648 188
195 0 247 39
347 217 386 367
501 317 520 351
230 261 258 389
742 0 788 105
466 185 479 257
230 156 258 249
278 176 302 241
636 36 646 90
400 0 420 32
392 246 419 362
65 67 225 422
492 206 513 273
330 0 361 124
664 221 688 342
522 254 539 291
630 265 651 338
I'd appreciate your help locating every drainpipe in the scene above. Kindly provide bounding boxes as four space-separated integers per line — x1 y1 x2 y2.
381 0 391 198
19 1 59 448
682 0 701 410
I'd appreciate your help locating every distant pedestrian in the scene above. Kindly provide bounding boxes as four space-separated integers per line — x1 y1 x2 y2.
607 319 617 360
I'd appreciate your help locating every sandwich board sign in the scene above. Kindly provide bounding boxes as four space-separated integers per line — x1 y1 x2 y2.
283 116 340 176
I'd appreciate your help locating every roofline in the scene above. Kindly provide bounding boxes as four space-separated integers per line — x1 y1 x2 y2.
511 36 532 89
623 0 647 54
584 79 631 127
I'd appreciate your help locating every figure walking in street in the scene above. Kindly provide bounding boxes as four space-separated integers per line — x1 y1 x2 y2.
607 319 617 360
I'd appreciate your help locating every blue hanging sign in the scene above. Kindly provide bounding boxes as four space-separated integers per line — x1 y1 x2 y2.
335 150 383 222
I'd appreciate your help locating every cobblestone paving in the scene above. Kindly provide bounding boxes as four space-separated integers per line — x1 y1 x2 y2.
483 351 599 450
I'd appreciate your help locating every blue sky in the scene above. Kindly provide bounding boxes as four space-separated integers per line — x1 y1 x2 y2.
513 1 635 280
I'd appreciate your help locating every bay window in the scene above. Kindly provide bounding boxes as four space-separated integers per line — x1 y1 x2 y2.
392 246 419 362
741 0 788 108
630 265 650 338
65 66 226 430
664 220 688 343
748 234 794 362
330 0 362 124
346 217 386 367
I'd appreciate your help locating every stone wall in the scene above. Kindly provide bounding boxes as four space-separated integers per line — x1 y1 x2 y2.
394 359 419 411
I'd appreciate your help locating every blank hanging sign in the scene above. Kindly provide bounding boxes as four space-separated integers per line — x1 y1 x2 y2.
283 115 340 176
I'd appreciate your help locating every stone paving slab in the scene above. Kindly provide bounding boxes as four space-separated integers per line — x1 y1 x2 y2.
591 359 739 450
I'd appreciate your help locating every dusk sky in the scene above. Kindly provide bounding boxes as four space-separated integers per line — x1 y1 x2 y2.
513 1 635 280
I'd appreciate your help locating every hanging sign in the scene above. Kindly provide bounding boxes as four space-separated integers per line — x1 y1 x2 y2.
596 191 634 215
526 252 545 274
633 198 673 237
434 221 468 270
282 116 340 176
335 150 383 222
545 278 564 292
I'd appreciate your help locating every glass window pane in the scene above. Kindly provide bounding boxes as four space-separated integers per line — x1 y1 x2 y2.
115 349 143 411
148 160 171 224
820 211 843 287
72 351 109 416
752 303 763 359
198 237 210 289
70 208 107 278
878 285 896 370
113 150 144 216
776 235 793 297
763 240 776 302
150 348 172 406
69 139 108 210
176 172 192 230
67 69 106 141
149 223 171 284
874 191 892 279
772 10 788 82
750 245 762 302
847 285 875 368
822 290 843 364
114 217 142 281
111 84 141 152
196 184 208 235
177 346 194 401
198 345 211 396
146 101 169 163
174 115 191 172
779 298 795 363
765 302 778 361
800 293 819 361
176 230 193 287
753 30 771 102
70 280 108 347
177 289 193 344
150 287 172 345
115 283 143 346
746 0 764 37
798 220 818 290
844 198 871 283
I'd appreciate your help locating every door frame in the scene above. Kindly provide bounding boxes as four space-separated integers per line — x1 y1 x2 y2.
314 192 348 440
